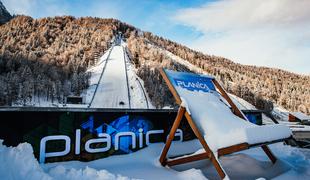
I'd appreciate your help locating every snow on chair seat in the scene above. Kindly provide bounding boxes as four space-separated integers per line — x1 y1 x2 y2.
159 69 292 180
179 89 292 151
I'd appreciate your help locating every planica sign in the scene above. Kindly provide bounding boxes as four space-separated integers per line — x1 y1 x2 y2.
0 108 194 163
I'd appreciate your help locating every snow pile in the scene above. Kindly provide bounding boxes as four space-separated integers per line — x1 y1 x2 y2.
1 139 310 179
0 140 132 180
177 169 207 180
0 140 51 180
0 139 207 180
176 88 292 151
273 146 310 179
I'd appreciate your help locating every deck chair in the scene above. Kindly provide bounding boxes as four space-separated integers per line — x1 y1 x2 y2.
159 69 292 179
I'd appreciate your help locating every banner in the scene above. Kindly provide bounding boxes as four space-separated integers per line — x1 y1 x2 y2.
0 107 260 163
0 108 194 163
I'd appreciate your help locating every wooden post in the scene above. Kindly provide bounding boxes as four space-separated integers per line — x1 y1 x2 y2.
167 152 210 166
185 112 227 179
213 79 278 164
218 143 249 156
212 79 246 120
261 145 277 164
159 106 185 165
159 68 182 105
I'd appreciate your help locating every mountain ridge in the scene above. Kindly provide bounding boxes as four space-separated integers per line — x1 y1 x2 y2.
0 13 309 114
0 1 12 25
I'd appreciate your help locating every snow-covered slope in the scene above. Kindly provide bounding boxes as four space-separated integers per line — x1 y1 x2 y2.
87 40 153 109
17 39 153 108
84 46 113 107
90 44 130 108
124 46 154 109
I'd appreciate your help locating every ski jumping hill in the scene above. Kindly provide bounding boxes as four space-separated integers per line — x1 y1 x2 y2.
86 37 153 109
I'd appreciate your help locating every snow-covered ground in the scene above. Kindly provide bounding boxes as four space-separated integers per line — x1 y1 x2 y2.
4 36 309 179
1 139 309 180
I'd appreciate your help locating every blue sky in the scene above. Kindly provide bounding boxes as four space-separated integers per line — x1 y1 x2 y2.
3 0 207 45
2 0 310 74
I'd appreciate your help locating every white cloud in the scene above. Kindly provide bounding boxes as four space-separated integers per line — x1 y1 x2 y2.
174 0 310 74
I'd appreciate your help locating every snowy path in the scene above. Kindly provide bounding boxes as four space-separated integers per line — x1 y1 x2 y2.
90 45 130 108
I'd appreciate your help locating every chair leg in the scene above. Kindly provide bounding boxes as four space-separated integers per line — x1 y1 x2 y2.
185 113 227 179
159 107 186 165
261 145 277 164
209 154 227 179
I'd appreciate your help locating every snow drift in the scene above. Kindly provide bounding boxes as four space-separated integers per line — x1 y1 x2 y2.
0 140 131 180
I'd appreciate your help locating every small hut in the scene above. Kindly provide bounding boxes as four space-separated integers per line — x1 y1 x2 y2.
289 112 310 122
66 96 84 104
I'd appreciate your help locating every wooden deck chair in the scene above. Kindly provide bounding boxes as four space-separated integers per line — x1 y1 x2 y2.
159 68 292 179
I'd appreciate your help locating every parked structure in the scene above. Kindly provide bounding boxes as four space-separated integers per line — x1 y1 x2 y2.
289 112 310 122
66 96 84 104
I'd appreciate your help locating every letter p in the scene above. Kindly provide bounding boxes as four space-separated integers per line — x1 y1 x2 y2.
39 135 71 163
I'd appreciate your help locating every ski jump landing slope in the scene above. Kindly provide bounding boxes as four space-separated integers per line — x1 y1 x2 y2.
90 45 130 108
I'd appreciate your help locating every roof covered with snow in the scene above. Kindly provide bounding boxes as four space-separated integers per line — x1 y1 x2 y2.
291 112 310 120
